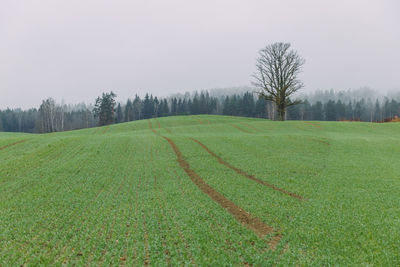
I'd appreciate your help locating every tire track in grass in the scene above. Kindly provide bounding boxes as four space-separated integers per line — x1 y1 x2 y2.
162 136 281 249
148 120 158 134
231 124 253 134
239 122 261 132
149 119 172 134
101 126 110 134
155 118 173 133
189 116 203 125
313 138 330 145
167 142 275 261
155 146 237 262
0 139 28 151
150 120 281 249
172 168 252 261
303 121 322 128
190 138 304 201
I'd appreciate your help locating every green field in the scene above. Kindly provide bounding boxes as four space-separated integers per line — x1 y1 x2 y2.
1 115 400 266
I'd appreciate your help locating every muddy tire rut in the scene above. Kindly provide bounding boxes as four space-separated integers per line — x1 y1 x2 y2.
162 136 281 249
0 139 28 151
190 138 304 201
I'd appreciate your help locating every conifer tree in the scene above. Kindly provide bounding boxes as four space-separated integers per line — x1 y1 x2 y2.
115 103 123 123
93 91 117 126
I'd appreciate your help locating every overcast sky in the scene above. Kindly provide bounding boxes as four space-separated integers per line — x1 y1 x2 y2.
1 0 399 108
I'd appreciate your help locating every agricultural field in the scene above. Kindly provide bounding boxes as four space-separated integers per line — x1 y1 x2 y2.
1 115 400 266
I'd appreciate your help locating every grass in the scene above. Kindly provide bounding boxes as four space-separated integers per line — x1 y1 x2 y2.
1 115 400 265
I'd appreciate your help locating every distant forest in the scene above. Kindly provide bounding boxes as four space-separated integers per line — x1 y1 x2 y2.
1 88 400 133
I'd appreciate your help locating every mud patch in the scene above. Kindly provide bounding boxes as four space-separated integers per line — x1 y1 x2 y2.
190 138 303 201
162 136 281 249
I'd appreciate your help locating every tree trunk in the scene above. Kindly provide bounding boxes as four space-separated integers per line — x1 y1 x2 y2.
61 107 64 131
278 105 286 121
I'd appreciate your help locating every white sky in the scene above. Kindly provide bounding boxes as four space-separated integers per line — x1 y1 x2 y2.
1 0 399 108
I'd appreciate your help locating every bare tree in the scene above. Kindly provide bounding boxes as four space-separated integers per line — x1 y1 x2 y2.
253 42 305 121
60 100 65 131
39 98 56 132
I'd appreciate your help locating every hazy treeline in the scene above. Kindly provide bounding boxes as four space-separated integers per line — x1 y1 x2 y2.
286 98 399 122
1 89 400 133
0 100 97 133
222 93 400 122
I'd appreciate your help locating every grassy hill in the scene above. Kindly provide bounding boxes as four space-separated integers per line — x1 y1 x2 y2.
1 115 400 266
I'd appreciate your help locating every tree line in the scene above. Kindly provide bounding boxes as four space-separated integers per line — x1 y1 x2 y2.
222 93 400 122
0 101 97 133
1 89 400 133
